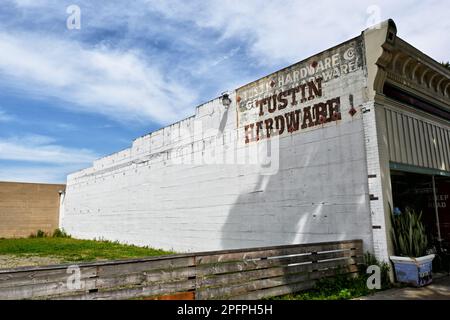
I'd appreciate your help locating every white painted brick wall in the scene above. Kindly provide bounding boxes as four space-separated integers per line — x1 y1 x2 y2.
62 46 376 254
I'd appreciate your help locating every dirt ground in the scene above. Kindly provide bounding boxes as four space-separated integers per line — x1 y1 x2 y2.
0 255 64 270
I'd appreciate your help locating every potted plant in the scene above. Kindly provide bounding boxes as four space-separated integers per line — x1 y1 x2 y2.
390 208 435 287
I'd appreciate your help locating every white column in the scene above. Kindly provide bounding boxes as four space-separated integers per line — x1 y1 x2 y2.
362 100 393 263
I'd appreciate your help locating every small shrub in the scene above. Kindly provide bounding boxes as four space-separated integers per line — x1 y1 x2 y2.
52 229 71 238
29 230 47 238
363 252 391 289
271 274 372 300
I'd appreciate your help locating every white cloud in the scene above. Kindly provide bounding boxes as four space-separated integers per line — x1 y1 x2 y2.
0 32 197 125
0 164 73 184
0 134 98 183
0 134 98 165
11 0 49 7
0 0 448 127
149 0 450 65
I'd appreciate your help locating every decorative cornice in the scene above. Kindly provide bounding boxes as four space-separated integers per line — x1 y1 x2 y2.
381 37 450 110
363 19 449 110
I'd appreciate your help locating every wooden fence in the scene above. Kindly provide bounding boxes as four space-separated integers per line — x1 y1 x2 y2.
0 240 363 300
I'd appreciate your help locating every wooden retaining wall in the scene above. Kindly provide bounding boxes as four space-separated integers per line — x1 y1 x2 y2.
0 240 363 300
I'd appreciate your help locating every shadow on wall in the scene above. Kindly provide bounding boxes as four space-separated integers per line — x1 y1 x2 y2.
220 155 321 250
220 128 372 251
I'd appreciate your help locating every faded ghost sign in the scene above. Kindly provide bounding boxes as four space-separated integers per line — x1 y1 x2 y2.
236 38 364 144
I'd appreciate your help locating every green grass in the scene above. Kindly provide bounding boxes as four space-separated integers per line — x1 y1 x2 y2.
0 237 174 263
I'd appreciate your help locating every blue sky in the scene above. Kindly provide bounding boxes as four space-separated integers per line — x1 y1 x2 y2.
0 0 449 183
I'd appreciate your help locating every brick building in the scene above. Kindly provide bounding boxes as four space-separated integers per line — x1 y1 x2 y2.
61 20 450 262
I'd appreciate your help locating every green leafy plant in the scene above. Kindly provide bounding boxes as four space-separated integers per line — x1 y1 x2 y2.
391 208 428 257
29 230 47 238
441 61 450 70
28 229 72 239
270 274 374 300
363 252 391 289
52 229 71 238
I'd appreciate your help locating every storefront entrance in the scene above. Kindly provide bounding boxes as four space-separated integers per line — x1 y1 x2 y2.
391 169 450 264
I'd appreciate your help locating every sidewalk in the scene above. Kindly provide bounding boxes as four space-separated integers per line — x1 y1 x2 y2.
357 275 450 300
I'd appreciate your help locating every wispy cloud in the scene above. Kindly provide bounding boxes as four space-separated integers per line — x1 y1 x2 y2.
11 0 49 8
10 0 48 8
148 0 450 65
0 134 98 164
0 31 197 125
0 164 73 184
1 1 448 127
0 134 98 183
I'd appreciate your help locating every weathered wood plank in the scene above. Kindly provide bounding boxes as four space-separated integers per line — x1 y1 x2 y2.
87 266 196 290
196 266 359 300
197 249 361 277
228 280 316 300
1 266 196 300
195 241 362 265
316 249 361 262
0 277 97 300
52 279 196 300
0 266 98 289
95 257 195 277
197 259 359 289
194 240 362 258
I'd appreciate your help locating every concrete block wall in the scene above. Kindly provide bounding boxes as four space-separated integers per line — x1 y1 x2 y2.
62 40 375 253
0 182 65 238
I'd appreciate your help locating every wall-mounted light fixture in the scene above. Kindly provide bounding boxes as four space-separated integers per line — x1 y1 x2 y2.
221 92 232 108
